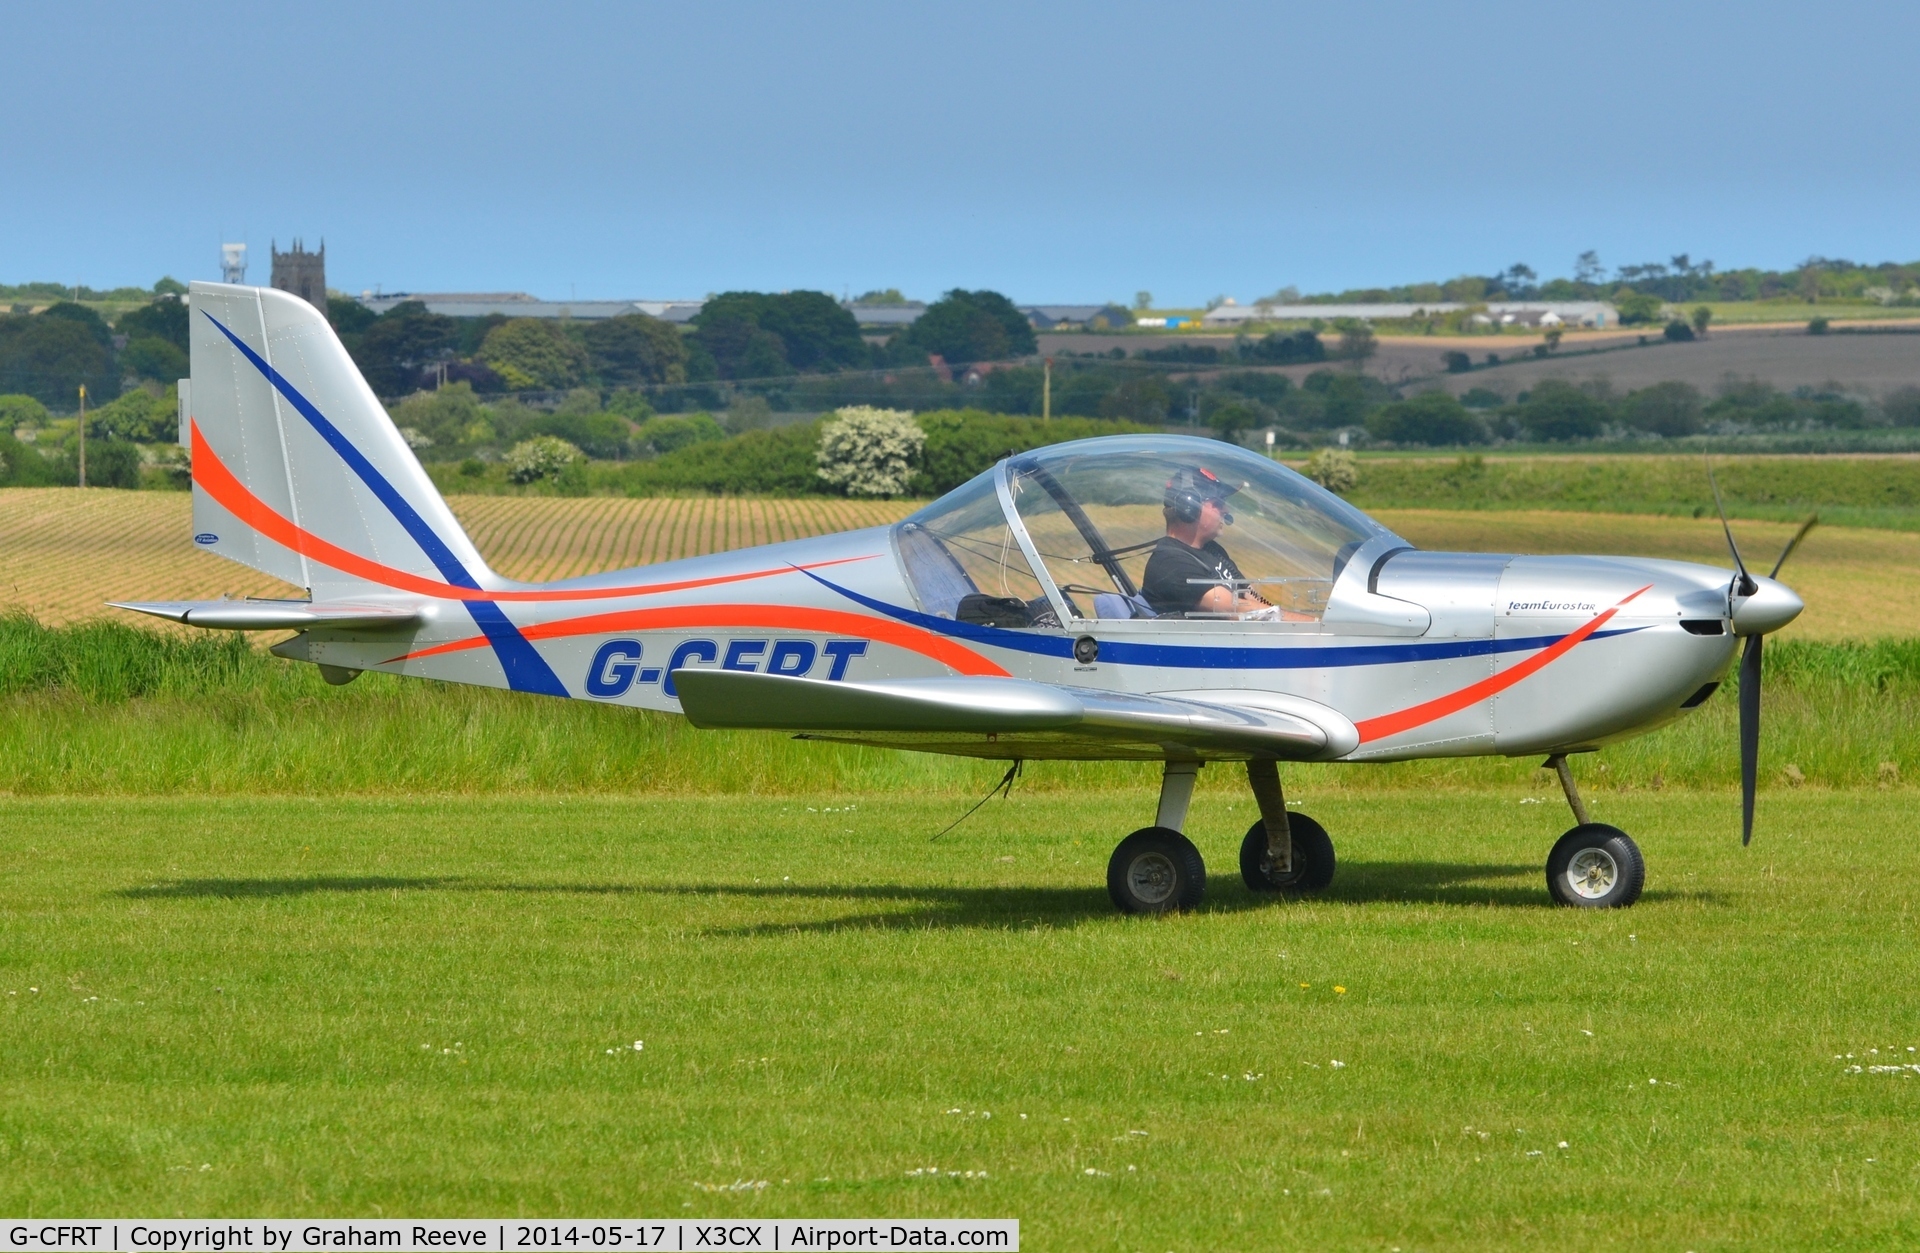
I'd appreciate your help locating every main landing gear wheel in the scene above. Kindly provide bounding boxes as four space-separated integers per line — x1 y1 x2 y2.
1108 827 1207 915
1240 813 1335 893
1546 824 1645 908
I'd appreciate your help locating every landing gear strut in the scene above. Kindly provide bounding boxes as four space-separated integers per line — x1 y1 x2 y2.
1106 759 1338 915
1542 753 1645 908
1239 759 1334 893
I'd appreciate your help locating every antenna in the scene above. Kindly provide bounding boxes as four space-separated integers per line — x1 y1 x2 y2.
220 242 248 284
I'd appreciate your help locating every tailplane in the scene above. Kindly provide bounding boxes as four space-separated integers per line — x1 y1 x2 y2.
182 281 496 599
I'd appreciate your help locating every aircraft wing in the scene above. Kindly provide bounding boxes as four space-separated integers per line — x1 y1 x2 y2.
672 669 1357 762
109 600 423 631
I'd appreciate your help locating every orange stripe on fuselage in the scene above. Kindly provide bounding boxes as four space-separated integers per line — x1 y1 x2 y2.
1353 585 1652 744
189 421 873 601
387 605 1010 677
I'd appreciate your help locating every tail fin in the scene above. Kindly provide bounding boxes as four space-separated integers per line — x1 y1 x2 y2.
186 281 495 599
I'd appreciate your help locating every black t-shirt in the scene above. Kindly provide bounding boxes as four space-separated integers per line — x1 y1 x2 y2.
1141 536 1246 616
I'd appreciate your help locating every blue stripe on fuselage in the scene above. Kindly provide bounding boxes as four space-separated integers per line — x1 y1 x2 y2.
204 311 569 697
800 567 1644 670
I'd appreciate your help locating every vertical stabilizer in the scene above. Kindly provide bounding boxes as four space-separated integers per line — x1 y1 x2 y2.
186 281 495 598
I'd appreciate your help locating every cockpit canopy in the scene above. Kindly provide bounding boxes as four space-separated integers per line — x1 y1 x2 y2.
894 435 1396 627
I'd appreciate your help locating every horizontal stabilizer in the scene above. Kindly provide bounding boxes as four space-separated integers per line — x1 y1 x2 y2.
672 669 1353 761
110 600 422 631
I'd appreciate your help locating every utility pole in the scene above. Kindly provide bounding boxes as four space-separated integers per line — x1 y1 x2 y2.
1042 357 1052 421
77 384 87 487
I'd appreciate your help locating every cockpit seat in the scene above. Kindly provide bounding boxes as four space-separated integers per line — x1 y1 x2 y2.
1093 592 1156 620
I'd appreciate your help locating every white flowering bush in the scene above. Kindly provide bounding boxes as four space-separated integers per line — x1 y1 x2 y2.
505 435 584 484
1302 447 1358 495
816 406 925 497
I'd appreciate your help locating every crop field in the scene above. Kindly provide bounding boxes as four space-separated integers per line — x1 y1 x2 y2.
1433 324 1920 398
6 788 1920 1248
2 485 1912 638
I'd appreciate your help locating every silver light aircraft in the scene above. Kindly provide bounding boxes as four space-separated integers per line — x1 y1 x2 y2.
119 283 1808 913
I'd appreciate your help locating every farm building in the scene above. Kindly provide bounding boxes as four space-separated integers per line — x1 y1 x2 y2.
1202 301 1616 328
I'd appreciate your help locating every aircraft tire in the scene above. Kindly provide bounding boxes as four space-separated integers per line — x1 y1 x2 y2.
1546 824 1645 908
1108 827 1206 915
1239 814 1335 894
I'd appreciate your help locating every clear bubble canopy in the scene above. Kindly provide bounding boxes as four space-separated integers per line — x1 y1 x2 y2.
895 435 1395 626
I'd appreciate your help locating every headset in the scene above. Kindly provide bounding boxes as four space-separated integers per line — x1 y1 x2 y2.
1164 468 1233 524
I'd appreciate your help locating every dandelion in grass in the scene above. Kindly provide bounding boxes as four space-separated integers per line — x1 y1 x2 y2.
1334 986 1346 995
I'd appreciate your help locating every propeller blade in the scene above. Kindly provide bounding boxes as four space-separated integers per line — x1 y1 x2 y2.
1739 633 1762 846
1769 514 1819 579
1706 460 1758 597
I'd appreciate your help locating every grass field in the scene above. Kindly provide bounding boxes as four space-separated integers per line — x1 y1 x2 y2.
6 789 1920 1249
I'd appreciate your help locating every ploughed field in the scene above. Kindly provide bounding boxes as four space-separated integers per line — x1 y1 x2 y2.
0 485 1915 638
5 790 1920 1249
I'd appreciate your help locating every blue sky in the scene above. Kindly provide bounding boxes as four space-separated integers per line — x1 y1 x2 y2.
5 1 1916 304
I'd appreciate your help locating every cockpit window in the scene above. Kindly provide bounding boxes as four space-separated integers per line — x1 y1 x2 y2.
897 435 1392 625
892 468 1059 628
1005 438 1389 620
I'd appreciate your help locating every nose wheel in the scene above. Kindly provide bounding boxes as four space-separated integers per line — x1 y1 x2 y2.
1546 824 1645 908
1542 754 1645 908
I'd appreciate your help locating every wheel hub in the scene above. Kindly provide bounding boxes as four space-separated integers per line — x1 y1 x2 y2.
1565 847 1618 899
1127 852 1179 905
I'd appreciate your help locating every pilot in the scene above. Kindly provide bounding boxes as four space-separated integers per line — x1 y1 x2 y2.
1141 467 1271 617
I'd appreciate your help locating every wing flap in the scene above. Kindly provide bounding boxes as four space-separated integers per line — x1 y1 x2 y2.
672 669 1346 760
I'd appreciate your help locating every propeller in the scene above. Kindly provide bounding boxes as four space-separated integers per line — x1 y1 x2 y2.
1708 457 1818 847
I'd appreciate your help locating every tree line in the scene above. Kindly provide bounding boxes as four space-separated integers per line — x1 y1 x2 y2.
1285 253 1920 309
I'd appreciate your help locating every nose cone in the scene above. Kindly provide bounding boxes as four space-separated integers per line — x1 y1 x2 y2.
1731 575 1804 636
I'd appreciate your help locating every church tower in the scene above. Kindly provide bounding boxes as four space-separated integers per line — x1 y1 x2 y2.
270 239 327 310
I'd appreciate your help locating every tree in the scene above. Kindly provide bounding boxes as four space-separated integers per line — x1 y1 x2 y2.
900 289 1037 365
1612 288 1663 325
38 301 111 348
1574 250 1604 285
386 383 495 450
1517 380 1608 441
1240 330 1324 365
1883 387 1920 428
152 276 187 296
0 394 51 429
582 313 688 386
1619 381 1702 437
478 318 589 390
815 406 925 497
1099 375 1171 422
1444 351 1472 373
121 337 188 383
1663 319 1695 342
1134 291 1153 311
90 385 177 443
116 298 189 353
327 296 378 337
1690 305 1713 337
692 292 866 378
1365 391 1487 445
634 412 725 455
1204 400 1265 440
350 302 460 396
0 313 118 407
1335 321 1377 366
